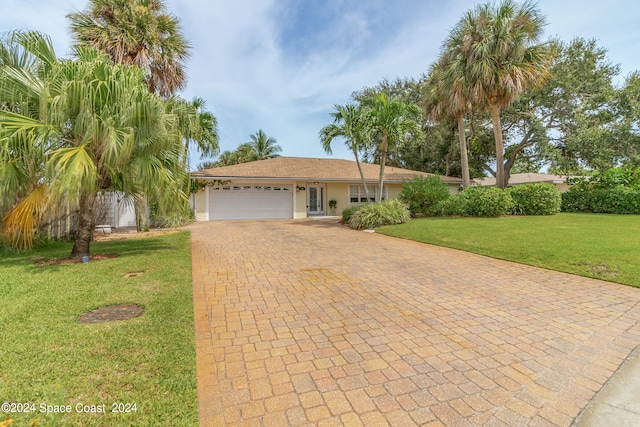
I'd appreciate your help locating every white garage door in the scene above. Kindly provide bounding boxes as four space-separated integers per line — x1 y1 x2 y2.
209 184 293 220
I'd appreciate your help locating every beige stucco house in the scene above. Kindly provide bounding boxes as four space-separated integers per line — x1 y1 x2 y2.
190 157 463 220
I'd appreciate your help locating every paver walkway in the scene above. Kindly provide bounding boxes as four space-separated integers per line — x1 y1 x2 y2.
189 219 640 426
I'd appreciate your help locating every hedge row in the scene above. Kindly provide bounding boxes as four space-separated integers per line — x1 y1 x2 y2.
561 187 640 214
399 177 562 218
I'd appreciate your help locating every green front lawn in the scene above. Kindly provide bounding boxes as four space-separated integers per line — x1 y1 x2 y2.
377 213 640 287
0 232 197 426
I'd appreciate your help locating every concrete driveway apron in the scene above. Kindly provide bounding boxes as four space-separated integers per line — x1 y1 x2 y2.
189 219 640 426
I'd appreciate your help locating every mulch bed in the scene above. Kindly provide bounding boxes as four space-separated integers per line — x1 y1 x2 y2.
78 304 144 324
34 253 118 266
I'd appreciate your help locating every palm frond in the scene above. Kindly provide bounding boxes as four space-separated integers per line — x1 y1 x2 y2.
1 184 47 250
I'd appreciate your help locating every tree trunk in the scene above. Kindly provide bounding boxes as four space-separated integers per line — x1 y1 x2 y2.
489 103 506 189
377 134 388 203
457 115 471 189
353 149 371 202
70 191 96 259
134 193 149 232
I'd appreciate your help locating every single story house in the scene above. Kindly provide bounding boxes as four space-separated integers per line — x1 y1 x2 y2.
476 173 572 193
190 157 463 220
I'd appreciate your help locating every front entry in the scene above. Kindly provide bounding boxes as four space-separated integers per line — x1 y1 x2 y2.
307 184 324 215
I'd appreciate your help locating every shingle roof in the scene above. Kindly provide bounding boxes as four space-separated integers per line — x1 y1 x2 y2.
191 157 463 183
477 173 568 186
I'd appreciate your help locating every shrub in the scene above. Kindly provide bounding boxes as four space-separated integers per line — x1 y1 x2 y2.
341 205 362 223
561 188 591 212
509 183 562 215
435 194 468 216
150 200 195 228
561 166 640 214
572 167 640 189
399 176 450 217
462 186 513 217
348 199 411 230
590 187 640 214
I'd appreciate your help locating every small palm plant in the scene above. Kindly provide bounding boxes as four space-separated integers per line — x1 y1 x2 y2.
329 199 337 215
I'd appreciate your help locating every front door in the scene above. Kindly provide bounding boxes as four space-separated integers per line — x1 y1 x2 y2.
307 185 324 215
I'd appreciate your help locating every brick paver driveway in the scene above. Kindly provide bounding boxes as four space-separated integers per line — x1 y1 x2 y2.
189 219 640 426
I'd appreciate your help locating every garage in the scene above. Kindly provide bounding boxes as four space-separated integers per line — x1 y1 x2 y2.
208 184 293 220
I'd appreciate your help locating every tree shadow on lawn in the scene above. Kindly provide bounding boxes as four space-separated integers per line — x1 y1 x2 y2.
17 239 176 274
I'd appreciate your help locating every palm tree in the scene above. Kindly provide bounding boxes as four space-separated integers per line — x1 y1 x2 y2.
361 93 423 202
167 96 219 170
0 31 185 258
449 0 551 188
424 59 472 188
68 0 192 230
67 0 190 98
214 150 243 167
244 130 282 161
319 103 373 200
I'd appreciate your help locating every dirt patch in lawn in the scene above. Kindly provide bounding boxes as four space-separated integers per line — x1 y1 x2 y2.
78 303 144 324
93 228 179 242
34 253 119 266
586 262 619 277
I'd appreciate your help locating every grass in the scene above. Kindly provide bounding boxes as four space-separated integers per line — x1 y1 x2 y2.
377 213 640 287
0 231 197 426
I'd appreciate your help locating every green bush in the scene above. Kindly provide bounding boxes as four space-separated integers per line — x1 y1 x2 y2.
348 199 411 229
561 167 640 214
590 187 640 214
462 186 513 217
435 194 468 216
150 200 195 228
341 205 362 223
561 188 591 212
509 183 562 215
571 167 640 189
399 176 450 217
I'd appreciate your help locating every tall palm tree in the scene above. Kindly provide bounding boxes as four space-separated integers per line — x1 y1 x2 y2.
67 0 190 98
68 0 192 230
319 103 373 200
0 31 185 258
244 130 282 161
449 0 551 188
424 60 472 188
361 93 423 202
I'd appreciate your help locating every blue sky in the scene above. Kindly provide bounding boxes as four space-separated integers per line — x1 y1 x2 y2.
2 0 640 169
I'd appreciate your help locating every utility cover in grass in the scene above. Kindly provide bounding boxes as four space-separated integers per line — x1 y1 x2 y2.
78 304 144 324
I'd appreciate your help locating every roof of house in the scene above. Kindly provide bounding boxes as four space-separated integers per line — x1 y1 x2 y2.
476 173 569 186
191 157 463 184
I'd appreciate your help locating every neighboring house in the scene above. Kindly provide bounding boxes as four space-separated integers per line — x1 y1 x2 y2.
190 157 463 220
476 173 572 193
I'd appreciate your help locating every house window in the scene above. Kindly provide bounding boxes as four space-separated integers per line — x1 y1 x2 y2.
349 185 385 204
